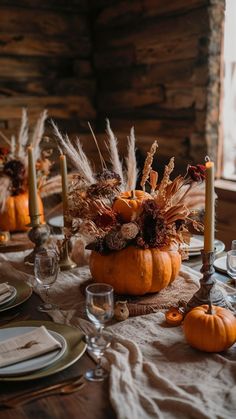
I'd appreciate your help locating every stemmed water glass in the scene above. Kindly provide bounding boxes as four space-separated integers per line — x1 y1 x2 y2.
226 249 236 286
85 283 114 381
34 249 59 312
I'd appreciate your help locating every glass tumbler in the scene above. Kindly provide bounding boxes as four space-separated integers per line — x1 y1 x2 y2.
226 249 236 285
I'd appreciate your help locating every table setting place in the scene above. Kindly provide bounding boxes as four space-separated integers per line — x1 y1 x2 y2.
0 283 16 305
0 118 236 419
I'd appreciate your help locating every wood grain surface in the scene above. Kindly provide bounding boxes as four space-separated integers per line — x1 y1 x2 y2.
0 292 116 419
0 233 33 253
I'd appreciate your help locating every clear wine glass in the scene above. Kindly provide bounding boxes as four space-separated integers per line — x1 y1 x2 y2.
85 283 114 381
226 249 236 286
34 249 59 312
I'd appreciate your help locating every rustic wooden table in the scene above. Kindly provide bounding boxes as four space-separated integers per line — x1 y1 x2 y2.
0 292 116 419
0 253 231 419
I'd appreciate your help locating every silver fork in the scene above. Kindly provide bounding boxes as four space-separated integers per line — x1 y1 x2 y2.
0 375 85 409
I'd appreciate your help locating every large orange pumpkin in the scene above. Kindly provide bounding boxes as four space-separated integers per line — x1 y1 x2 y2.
0 192 45 232
183 304 236 352
113 190 152 222
89 245 181 295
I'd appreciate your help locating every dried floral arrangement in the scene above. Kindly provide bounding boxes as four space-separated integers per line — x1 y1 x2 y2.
0 109 63 213
52 120 205 257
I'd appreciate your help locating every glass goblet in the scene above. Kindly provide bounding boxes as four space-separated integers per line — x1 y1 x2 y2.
85 283 114 333
85 283 114 381
226 249 236 286
34 249 59 312
85 331 112 381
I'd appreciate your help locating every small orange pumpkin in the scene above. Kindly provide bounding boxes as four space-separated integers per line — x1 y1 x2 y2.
0 192 45 232
165 307 184 326
113 190 152 222
89 245 181 295
183 304 236 352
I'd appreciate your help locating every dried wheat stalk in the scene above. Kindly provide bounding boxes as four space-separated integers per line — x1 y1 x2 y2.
125 127 138 190
105 119 124 187
31 110 48 160
158 157 175 197
51 121 95 185
140 141 158 191
17 108 28 159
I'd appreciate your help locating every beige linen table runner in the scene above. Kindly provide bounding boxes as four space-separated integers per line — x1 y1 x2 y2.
0 252 236 419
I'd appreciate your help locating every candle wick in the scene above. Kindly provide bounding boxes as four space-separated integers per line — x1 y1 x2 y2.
205 155 211 162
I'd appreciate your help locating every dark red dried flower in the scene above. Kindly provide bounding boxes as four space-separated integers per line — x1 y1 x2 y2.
93 211 117 229
187 164 206 182
136 200 170 248
3 159 26 195
0 147 9 156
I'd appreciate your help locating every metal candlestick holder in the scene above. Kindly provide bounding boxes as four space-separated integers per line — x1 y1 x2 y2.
59 237 77 271
186 250 234 311
24 215 50 265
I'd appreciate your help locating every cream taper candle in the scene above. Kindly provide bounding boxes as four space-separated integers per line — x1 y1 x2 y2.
60 154 68 216
204 160 215 252
28 146 40 225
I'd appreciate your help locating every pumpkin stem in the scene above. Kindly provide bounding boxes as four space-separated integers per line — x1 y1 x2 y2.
130 190 136 199
207 300 213 315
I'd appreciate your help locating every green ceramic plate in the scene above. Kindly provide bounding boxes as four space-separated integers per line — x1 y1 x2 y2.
0 278 32 312
0 320 86 381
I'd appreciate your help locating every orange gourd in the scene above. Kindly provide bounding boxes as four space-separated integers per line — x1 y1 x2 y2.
89 245 181 295
0 192 45 232
183 304 236 352
113 190 152 222
165 307 184 326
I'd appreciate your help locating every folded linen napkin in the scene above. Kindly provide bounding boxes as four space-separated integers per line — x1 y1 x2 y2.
0 282 13 303
0 326 62 368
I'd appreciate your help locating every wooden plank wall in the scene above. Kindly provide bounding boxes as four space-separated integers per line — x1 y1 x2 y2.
1 0 233 245
92 0 225 175
0 0 96 158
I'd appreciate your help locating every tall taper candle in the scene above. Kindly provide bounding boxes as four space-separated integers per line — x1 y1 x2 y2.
60 154 68 216
28 146 40 225
204 160 215 252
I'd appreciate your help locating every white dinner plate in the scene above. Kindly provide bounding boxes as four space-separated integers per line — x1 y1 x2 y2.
183 236 225 257
0 327 67 377
0 286 17 307
48 215 64 228
213 255 227 273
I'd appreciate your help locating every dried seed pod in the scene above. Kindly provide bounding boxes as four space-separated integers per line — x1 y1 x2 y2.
105 230 127 251
120 222 139 240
